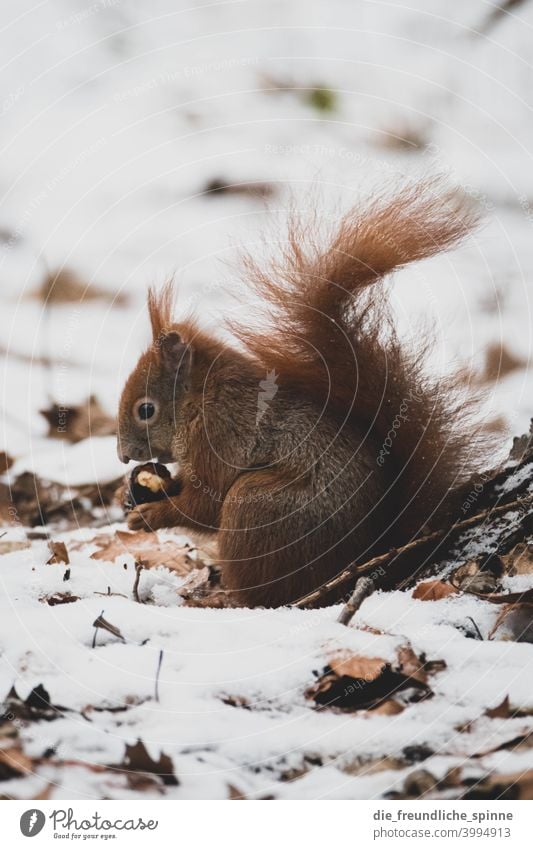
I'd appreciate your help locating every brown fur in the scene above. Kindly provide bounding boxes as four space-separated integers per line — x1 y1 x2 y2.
117 179 489 607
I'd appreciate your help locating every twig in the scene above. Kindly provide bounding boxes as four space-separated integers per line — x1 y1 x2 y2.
155 649 163 703
466 616 484 641
337 576 376 626
295 493 533 608
133 562 143 603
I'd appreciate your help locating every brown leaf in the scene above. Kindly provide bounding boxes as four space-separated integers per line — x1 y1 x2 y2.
397 646 428 685
43 592 80 606
485 696 511 719
47 541 69 565
3 683 66 722
40 395 115 443
403 768 438 798
489 602 533 642
228 784 247 799
91 530 196 575
480 342 525 384
412 580 458 601
500 543 533 576
113 740 178 787
92 614 126 643
34 267 128 306
0 746 33 780
0 452 13 474
203 177 275 199
178 564 230 608
306 645 431 711
463 768 533 800
451 559 501 594
329 654 387 682
0 540 31 556
368 700 404 716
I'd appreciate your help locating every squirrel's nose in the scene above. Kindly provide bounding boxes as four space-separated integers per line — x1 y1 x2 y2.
117 445 130 464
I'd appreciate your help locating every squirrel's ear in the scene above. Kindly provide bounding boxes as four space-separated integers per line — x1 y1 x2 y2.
160 331 191 374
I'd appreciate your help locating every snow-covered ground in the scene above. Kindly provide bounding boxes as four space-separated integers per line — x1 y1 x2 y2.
1 0 533 799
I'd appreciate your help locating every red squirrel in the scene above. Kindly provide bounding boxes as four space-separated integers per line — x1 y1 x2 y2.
117 180 486 607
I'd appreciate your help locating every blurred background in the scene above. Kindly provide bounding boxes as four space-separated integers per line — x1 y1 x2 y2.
1 0 532 482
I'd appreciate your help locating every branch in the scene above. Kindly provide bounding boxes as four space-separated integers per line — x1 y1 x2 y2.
294 493 533 608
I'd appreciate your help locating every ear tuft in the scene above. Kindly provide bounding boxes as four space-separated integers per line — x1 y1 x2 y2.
148 282 175 342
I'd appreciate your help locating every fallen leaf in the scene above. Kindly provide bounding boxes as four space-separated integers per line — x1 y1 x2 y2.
203 177 275 198
92 614 126 643
0 540 31 556
306 645 431 711
368 700 404 716
42 592 80 606
397 646 428 685
402 768 438 798
451 558 502 594
47 541 69 565
178 564 230 608
113 740 178 787
412 580 458 601
91 530 197 574
500 542 533 576
34 267 128 306
489 602 533 642
485 696 511 719
463 768 533 800
329 655 387 682
3 684 67 722
228 784 247 800
480 342 525 384
40 395 115 443
0 746 33 780
0 452 13 474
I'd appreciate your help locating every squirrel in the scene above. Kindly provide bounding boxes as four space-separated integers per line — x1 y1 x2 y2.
117 179 488 608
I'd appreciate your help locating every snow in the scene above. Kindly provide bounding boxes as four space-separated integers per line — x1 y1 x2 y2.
1 0 533 799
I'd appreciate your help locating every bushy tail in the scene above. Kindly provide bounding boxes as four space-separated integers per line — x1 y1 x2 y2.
232 178 487 541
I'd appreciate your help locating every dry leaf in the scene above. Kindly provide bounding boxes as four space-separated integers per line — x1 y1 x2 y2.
0 452 13 474
113 740 178 787
4 683 66 722
34 267 128 306
463 768 533 800
47 541 69 565
480 342 525 384
0 540 31 556
40 395 115 443
306 645 431 711
368 700 404 716
0 746 33 780
42 592 80 606
397 646 428 685
501 543 533 576
92 614 126 643
91 530 197 575
203 177 275 199
412 580 458 601
329 655 387 682
485 696 511 719
489 602 533 642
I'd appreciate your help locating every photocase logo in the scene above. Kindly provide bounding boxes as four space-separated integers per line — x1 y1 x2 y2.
20 809 46 837
256 369 278 424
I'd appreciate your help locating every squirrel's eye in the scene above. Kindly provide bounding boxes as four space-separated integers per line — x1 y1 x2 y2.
138 402 155 421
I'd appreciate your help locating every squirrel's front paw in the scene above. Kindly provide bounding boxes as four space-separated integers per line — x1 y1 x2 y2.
127 502 164 532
